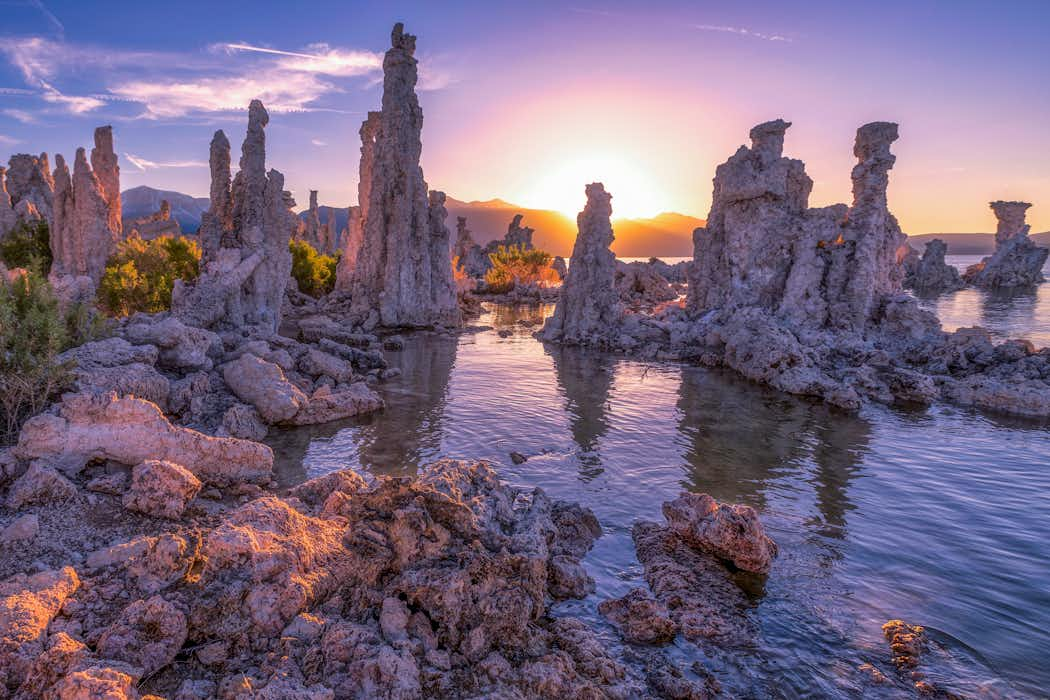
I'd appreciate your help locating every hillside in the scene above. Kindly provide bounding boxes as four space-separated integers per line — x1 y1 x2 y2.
907 231 1050 255
121 185 209 232
119 187 703 257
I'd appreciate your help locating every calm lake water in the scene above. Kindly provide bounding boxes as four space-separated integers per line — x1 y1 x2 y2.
270 286 1050 698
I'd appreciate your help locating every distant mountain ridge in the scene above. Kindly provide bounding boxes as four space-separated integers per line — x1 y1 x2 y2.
120 186 704 257
121 186 209 232
907 231 1050 255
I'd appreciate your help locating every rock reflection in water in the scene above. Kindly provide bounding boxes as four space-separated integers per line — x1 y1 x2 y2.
548 343 615 480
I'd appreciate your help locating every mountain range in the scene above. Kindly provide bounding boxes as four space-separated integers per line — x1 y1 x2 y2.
121 186 1048 258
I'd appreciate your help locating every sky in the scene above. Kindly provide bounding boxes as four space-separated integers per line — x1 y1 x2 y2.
1 0 1048 231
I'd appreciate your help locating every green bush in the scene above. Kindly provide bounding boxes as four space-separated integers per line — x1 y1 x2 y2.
0 270 108 444
98 235 201 316
483 244 559 294
290 239 339 298
0 219 52 275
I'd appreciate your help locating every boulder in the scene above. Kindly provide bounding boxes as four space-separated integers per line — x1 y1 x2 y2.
0 567 80 690
122 460 202 519
96 596 188 677
662 491 777 574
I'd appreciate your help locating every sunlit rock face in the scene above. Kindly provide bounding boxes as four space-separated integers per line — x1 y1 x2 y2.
903 239 965 293
5 152 54 227
172 100 296 332
48 147 118 291
90 126 122 237
126 199 181 240
541 182 623 345
963 201 1048 289
689 120 905 332
350 24 459 327
334 112 380 292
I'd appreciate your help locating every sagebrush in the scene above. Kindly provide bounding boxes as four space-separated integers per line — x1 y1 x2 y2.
483 244 560 293
290 239 339 297
98 234 201 316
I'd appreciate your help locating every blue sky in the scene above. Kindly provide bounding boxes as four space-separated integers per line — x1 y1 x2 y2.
1 0 1048 230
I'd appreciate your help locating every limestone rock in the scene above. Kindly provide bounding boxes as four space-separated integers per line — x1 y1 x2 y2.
122 460 202 518
49 147 119 287
172 102 295 332
6 462 78 509
123 315 220 371
0 566 80 691
58 337 158 369
96 596 188 676
221 403 268 441
15 392 274 486
72 363 171 411
662 492 777 574
335 205 363 290
452 216 488 279
334 111 380 292
0 166 18 235
616 260 676 307
350 25 459 328
541 183 622 345
598 588 677 645
5 153 54 227
963 201 1047 288
222 353 308 424
551 255 567 280
903 239 965 293
90 126 121 236
286 382 384 426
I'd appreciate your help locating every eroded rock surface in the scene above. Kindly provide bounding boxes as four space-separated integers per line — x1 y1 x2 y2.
127 199 180 240
350 25 460 328
963 201 1047 289
662 492 777 574
541 183 623 345
903 239 965 293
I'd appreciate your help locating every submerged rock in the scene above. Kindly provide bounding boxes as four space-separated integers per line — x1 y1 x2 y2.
963 201 1047 289
598 588 677 645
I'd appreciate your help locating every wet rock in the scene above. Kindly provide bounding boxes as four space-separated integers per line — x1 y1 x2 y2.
662 492 777 574
882 619 925 669
598 588 677 644
122 460 202 519
632 521 752 645
383 334 405 350
963 201 1047 289
350 25 460 328
285 382 384 426
645 659 717 700
15 392 274 486
6 461 78 509
541 183 623 345
903 239 965 294
96 596 187 677
0 566 80 691
509 451 527 464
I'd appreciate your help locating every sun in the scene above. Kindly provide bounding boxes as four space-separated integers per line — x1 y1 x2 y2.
518 153 670 220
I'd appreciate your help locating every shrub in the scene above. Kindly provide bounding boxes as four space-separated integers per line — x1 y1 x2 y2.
483 244 560 294
0 270 105 444
290 239 338 298
98 234 201 316
0 219 52 275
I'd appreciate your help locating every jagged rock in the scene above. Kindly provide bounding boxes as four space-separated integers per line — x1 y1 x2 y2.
90 126 121 236
0 166 18 235
5 153 54 226
541 183 622 345
172 102 295 332
15 392 274 486
350 25 460 328
221 403 268 441
598 588 677 645
452 216 488 279
301 190 324 251
6 462 78 509
963 201 1047 288
903 239 965 293
0 566 80 691
96 596 188 676
127 199 180 240
335 205 363 290
334 110 380 292
662 492 777 574
551 255 567 280
123 315 221 371
49 147 118 289
122 460 202 518
616 260 676 307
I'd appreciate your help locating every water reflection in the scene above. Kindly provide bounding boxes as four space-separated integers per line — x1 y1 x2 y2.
548 344 615 479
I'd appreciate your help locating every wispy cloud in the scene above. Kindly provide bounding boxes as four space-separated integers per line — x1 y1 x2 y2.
693 24 792 43
0 134 20 146
2 108 36 123
27 0 65 37
124 153 207 171
223 42 382 77
311 138 327 146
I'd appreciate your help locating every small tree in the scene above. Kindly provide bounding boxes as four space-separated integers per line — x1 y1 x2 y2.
98 234 201 316
484 244 560 294
0 219 52 275
290 239 338 297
